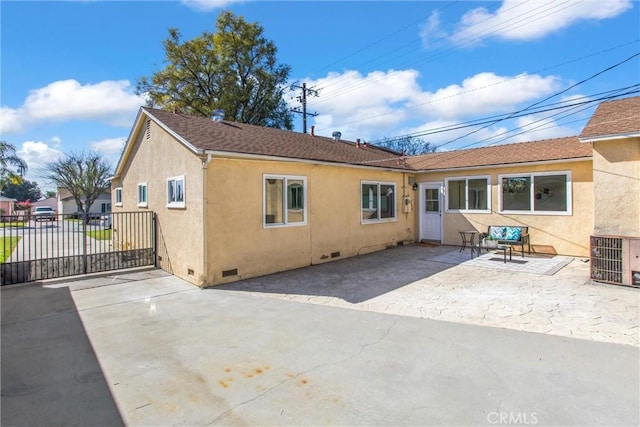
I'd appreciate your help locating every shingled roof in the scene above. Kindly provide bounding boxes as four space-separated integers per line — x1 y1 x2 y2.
406 136 592 171
144 107 410 170
580 96 640 141
118 107 593 176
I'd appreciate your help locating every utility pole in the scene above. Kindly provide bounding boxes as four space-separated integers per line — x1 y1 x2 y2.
290 82 319 134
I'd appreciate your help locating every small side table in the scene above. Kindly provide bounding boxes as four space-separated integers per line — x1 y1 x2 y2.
459 230 476 252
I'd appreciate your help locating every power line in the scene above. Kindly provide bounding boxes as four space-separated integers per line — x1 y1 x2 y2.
435 51 640 147
370 86 639 144
460 86 640 149
313 40 638 134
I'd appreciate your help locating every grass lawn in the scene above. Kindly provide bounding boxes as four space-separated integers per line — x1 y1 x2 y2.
0 222 27 228
87 229 112 240
1 236 20 263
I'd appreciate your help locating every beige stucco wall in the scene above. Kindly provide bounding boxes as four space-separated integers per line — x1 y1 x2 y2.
415 160 593 256
204 157 414 285
592 137 640 237
111 120 206 285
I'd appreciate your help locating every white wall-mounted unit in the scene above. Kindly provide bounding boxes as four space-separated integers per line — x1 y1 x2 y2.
590 235 640 287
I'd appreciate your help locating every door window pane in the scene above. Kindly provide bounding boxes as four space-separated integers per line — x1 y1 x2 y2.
425 188 439 212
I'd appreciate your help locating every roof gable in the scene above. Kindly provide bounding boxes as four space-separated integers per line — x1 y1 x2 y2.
580 96 640 141
115 107 595 177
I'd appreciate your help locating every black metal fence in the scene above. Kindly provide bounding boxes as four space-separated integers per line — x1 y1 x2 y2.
1 211 155 285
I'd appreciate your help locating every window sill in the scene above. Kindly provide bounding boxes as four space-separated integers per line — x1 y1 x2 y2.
137 203 148 208
361 218 398 225
167 203 186 209
445 209 491 214
499 210 572 216
263 222 307 229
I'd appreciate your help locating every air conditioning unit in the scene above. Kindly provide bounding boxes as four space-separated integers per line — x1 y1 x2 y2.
590 235 640 287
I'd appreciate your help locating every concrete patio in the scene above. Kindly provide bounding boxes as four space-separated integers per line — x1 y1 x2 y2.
216 244 639 347
2 244 638 426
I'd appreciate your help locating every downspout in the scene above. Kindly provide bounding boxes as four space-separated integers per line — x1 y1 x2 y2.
201 153 213 286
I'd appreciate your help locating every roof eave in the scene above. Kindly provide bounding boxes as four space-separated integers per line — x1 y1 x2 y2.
579 131 640 143
203 149 412 172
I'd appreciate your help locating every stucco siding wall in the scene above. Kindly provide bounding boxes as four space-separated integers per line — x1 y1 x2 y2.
112 120 205 285
204 158 413 285
592 137 640 237
416 160 593 256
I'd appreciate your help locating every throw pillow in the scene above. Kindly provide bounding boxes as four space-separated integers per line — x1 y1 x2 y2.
505 227 522 241
489 227 506 240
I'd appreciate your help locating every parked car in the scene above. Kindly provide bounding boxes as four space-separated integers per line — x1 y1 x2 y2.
32 206 56 221
100 214 112 229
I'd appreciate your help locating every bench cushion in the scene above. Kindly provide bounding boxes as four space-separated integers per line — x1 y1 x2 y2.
504 227 522 241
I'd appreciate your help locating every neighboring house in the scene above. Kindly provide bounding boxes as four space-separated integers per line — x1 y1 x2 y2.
57 188 112 215
112 97 640 287
31 197 58 211
0 196 17 217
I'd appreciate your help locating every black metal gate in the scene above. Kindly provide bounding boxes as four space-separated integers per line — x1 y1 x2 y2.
1 211 155 285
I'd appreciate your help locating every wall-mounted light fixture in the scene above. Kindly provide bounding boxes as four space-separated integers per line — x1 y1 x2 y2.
408 176 418 191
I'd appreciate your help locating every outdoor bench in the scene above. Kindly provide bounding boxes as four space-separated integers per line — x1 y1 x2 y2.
480 226 531 257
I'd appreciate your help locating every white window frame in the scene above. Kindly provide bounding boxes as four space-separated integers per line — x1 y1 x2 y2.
498 171 572 215
361 181 397 224
262 174 307 228
166 175 185 209
444 175 491 213
137 182 148 208
114 187 123 207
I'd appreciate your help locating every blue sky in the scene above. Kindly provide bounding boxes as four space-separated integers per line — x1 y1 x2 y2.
1 0 638 191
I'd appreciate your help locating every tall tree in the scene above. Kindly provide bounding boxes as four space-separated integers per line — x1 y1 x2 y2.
0 141 28 194
137 11 293 129
378 135 437 156
40 152 111 216
2 179 42 202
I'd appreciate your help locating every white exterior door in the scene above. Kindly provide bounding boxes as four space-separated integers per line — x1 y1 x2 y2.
419 182 443 242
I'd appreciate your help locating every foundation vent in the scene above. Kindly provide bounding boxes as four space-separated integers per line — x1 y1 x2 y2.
222 268 238 278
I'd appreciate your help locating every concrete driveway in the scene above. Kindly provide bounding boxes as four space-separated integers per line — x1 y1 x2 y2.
2 244 639 426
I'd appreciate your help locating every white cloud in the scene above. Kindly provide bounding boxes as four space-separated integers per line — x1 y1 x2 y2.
300 69 421 139
180 0 245 12
90 137 125 155
449 0 632 45
0 79 144 134
17 139 65 186
420 10 447 48
90 137 126 168
302 69 562 145
409 72 560 119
